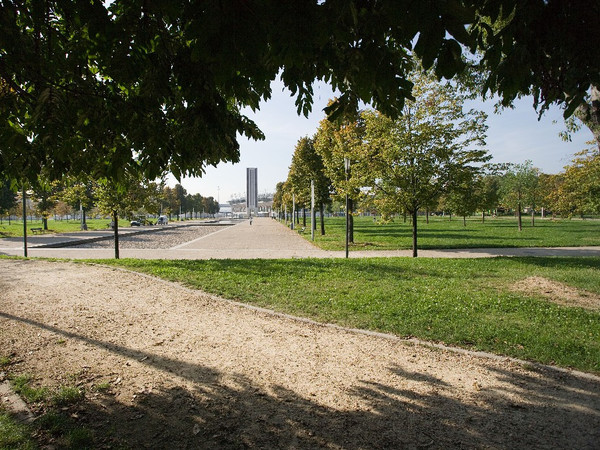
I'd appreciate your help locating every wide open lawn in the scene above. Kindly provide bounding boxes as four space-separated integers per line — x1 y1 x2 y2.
303 216 600 251
100 256 600 374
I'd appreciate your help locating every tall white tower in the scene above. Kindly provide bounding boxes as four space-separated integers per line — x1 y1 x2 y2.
246 168 258 214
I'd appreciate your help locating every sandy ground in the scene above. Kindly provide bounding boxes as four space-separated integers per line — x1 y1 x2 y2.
1 258 599 449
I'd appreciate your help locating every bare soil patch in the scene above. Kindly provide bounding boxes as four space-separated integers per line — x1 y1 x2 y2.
1 259 599 449
513 276 600 311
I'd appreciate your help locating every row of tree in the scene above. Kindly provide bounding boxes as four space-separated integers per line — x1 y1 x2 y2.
1 1 598 258
274 70 600 257
0 176 219 229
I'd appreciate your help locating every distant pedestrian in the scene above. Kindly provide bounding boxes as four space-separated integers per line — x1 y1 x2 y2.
249 217 253 225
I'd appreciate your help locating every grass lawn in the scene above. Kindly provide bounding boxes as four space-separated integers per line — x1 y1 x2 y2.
97 256 600 374
302 215 600 251
0 218 128 238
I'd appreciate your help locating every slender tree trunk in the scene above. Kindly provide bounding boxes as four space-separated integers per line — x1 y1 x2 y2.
482 210 485 223
403 213 407 223
348 198 354 243
463 215 466 227
531 209 535 227
42 217 48 230
319 204 325 235
302 208 306 227
517 202 522 231
22 184 27 258
411 209 418 258
112 210 120 259
426 208 429 224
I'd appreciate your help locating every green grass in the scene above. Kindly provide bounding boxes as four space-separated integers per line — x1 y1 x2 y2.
0 218 129 238
51 386 84 407
1 375 96 449
0 410 36 450
11 375 49 404
96 256 600 374
304 216 600 251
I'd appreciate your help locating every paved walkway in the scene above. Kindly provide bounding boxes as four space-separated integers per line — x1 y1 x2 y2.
1 217 599 259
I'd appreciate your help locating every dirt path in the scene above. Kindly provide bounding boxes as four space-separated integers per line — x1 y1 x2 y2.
1 259 599 449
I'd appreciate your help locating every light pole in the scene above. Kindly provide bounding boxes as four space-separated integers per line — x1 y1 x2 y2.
344 157 350 259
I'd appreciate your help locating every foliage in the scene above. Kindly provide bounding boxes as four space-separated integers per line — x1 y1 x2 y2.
357 71 489 255
0 177 17 215
286 137 332 233
101 256 600 373
499 161 540 230
0 1 597 187
549 149 600 217
476 1 600 122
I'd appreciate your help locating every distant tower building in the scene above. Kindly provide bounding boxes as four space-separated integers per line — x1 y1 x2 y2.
246 168 258 213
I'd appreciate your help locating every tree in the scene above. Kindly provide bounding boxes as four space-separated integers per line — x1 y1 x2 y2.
476 172 502 222
0 178 17 223
442 172 483 226
476 1 600 148
3 1 596 190
313 108 364 242
287 137 332 235
499 161 540 230
550 149 600 217
174 184 188 219
202 197 219 216
272 182 286 220
94 172 153 259
30 176 60 230
358 72 489 257
57 177 97 230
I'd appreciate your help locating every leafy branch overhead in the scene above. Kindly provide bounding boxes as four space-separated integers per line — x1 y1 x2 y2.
1 0 598 183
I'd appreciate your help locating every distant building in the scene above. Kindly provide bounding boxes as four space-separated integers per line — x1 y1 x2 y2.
246 168 258 213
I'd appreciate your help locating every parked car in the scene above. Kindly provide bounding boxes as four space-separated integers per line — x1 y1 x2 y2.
130 220 141 226
157 216 168 225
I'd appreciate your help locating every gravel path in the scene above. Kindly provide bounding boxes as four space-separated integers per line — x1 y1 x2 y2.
72 225 225 249
1 259 599 449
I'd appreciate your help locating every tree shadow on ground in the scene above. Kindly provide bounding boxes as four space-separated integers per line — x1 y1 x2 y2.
1 312 599 449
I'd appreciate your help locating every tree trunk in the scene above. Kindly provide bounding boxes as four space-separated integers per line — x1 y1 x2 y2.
42 217 48 230
81 208 88 230
463 215 466 227
319 204 325 235
302 208 306 227
426 208 429 224
482 211 485 223
531 209 535 227
112 210 120 259
411 209 418 258
348 198 354 243
517 203 522 231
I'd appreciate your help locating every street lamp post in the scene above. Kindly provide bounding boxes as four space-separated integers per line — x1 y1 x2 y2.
344 157 350 259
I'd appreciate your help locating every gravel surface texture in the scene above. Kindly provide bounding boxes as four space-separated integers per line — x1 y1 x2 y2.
1 259 599 449
72 225 226 249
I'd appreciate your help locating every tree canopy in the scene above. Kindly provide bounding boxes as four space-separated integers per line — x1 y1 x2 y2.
1 0 598 184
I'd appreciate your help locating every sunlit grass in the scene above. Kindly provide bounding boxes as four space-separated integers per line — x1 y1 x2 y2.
303 215 600 250
97 256 600 373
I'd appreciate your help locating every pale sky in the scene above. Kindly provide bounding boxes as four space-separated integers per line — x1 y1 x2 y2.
168 79 593 203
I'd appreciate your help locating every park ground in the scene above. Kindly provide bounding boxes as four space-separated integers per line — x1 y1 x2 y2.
1 218 599 448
